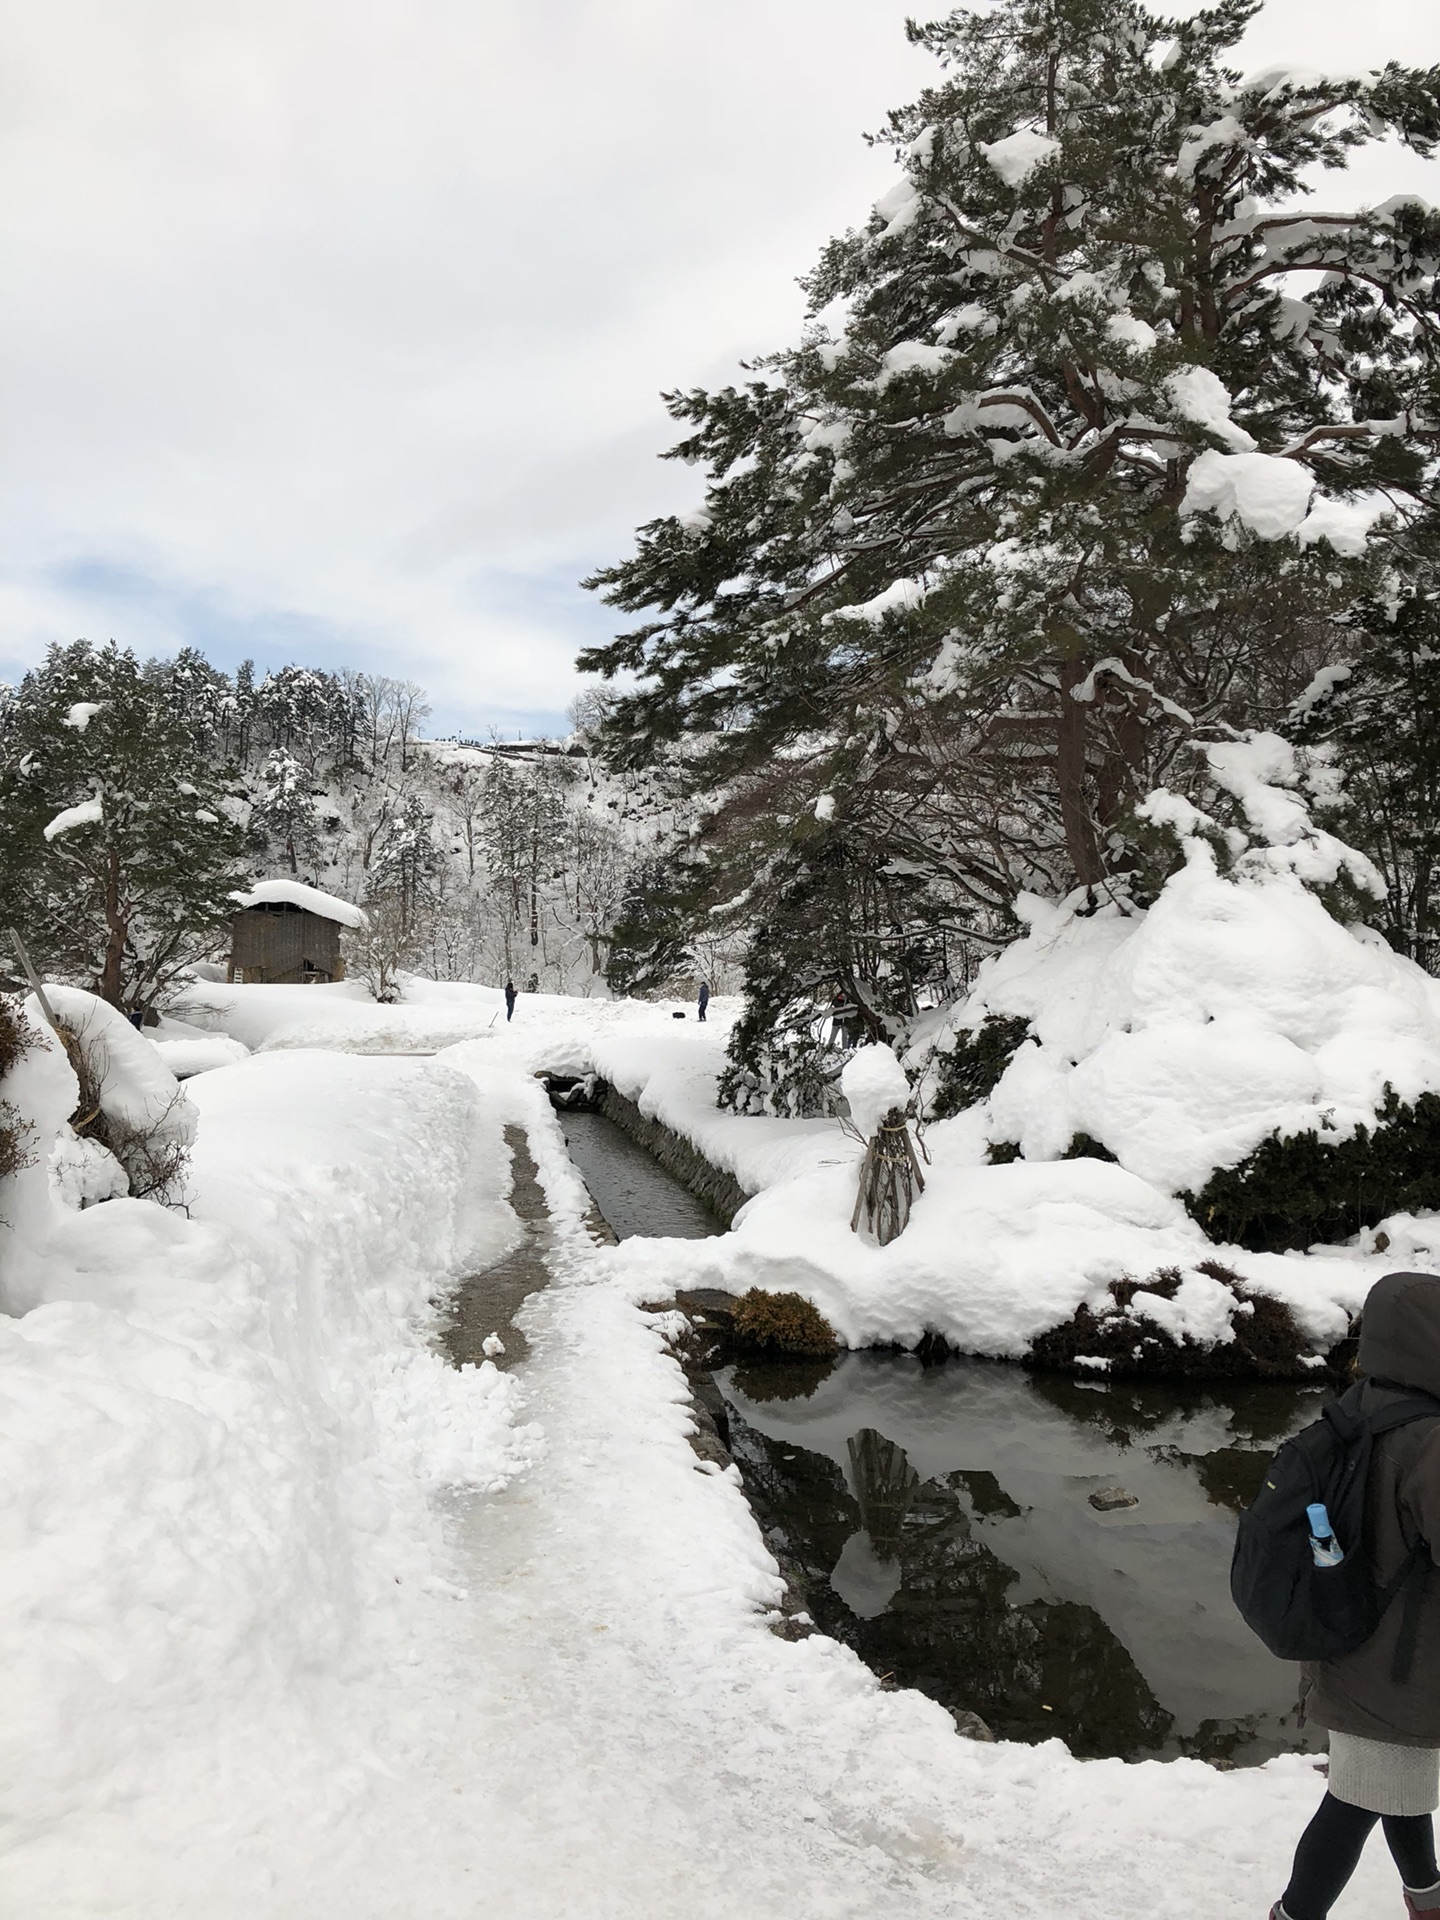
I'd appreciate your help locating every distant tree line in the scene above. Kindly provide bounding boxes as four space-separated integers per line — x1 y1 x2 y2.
0 643 664 1010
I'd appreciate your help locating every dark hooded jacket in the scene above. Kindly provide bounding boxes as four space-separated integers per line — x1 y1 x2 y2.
1305 1271 1440 1746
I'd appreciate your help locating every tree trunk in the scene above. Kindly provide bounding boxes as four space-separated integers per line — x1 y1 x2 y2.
98 848 128 1007
1057 659 1103 888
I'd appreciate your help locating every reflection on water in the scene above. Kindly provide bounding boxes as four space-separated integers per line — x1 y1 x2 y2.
556 1106 1325 1767
722 1352 1329 1765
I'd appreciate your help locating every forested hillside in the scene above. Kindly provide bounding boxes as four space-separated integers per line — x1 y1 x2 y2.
0 642 719 1008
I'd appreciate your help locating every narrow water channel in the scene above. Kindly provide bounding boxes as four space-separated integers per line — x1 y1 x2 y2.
559 1107 1320 1768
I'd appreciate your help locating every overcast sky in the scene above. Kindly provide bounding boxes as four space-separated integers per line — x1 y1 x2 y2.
2 0 1437 739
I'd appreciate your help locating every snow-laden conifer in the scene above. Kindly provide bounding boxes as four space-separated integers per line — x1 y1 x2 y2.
0 642 245 1010
584 0 1440 1109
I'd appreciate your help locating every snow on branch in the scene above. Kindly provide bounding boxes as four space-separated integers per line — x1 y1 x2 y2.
43 798 103 842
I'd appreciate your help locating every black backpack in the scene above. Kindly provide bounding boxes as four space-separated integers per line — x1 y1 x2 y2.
1231 1381 1439 1670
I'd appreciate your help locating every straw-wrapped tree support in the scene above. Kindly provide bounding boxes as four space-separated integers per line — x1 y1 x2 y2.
850 1103 927 1245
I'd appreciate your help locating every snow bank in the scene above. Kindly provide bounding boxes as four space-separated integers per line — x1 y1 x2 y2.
230 876 368 927
172 976 508 1052
150 1032 251 1078
0 1022 81 1310
0 1050 536 1907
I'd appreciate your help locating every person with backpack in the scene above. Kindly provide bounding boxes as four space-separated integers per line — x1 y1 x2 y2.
1253 1272 1440 1920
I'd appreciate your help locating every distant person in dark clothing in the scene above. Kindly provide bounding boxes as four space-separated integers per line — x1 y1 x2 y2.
697 981 710 1022
504 979 516 1022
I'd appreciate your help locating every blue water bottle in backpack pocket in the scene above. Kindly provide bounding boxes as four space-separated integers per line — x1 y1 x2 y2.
1307 1501 1345 1569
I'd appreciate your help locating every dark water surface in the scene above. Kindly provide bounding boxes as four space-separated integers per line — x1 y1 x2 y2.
558 1109 725 1241
725 1355 1327 1764
561 1107 1323 1766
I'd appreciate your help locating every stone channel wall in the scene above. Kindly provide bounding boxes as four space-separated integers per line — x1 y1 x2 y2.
597 1085 753 1228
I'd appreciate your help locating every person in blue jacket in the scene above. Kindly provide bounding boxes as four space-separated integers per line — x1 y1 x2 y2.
697 981 710 1022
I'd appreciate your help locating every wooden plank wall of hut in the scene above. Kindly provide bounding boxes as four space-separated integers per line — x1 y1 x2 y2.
230 907 342 984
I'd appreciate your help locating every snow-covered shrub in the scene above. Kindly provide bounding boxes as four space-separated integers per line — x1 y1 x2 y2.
729 1289 838 1358
1184 1088 1440 1252
0 995 40 1182
38 986 197 1205
914 779 1440 1252
926 1014 1030 1120
1028 1264 1320 1381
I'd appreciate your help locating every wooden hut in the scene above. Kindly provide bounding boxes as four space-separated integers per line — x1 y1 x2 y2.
228 880 365 985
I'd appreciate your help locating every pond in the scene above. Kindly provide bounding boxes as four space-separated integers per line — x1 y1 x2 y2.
723 1352 1325 1763
557 1104 1322 1766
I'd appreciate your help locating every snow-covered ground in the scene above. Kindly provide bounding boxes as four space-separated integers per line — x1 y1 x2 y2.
5 996 1411 1919
170 905 1439 1369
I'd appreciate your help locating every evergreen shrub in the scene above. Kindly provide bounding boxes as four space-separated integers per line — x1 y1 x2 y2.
929 1015 1031 1120
1028 1263 1320 1379
1183 1088 1440 1252
729 1289 839 1359
1062 1133 1118 1163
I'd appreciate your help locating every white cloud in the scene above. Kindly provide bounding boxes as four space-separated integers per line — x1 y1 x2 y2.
1 0 1436 732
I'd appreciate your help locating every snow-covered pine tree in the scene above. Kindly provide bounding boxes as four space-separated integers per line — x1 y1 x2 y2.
584 0 1439 1109
248 747 322 876
368 790 443 931
0 642 245 1010
1293 589 1440 969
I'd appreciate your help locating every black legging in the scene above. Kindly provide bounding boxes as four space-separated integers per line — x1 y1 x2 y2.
1283 1792 1438 1919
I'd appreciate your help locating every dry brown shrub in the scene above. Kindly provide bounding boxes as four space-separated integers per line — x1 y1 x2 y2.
1 994 39 1080
729 1289 839 1359
0 996 40 1182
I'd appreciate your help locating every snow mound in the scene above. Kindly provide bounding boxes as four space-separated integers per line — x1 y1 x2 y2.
151 1033 251 1078
0 1052 537 1899
939 858 1440 1196
841 1044 911 1137
49 1129 129 1208
33 986 197 1151
230 877 368 927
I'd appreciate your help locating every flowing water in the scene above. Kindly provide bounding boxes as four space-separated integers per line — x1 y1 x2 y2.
559 1107 1322 1766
